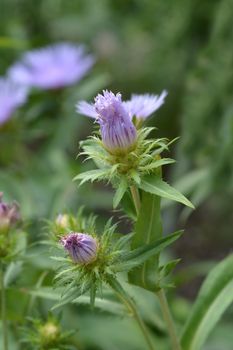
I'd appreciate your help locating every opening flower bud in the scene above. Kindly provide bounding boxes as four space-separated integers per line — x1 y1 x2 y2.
60 232 98 264
55 214 69 229
94 90 137 154
0 192 20 233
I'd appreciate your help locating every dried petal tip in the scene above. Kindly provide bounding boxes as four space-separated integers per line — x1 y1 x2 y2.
0 192 20 233
60 232 98 264
94 90 137 154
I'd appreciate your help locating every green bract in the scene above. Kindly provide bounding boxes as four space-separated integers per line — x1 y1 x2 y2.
74 127 193 209
51 215 181 309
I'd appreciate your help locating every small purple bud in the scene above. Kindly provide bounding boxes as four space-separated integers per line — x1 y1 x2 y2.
0 192 20 233
94 90 137 154
60 232 98 264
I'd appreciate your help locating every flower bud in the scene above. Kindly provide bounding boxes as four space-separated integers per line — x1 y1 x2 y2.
39 321 60 346
94 90 137 154
60 232 98 264
55 214 69 229
0 192 20 233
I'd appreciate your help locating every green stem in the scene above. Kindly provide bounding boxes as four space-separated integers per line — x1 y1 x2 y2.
130 185 141 215
1 264 8 350
130 185 181 349
157 289 181 350
108 277 155 350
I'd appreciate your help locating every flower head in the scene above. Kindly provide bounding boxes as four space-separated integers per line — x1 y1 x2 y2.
8 43 94 90
0 192 20 233
60 232 98 264
0 78 28 126
124 91 167 120
77 90 137 154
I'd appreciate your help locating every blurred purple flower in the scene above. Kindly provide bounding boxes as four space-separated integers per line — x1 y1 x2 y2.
77 90 137 154
0 192 20 232
8 43 94 90
123 91 168 120
0 78 28 125
60 232 98 264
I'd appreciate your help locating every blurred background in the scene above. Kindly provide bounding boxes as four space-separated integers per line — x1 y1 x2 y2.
0 1 232 349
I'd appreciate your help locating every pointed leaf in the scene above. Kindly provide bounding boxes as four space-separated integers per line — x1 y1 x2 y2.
113 178 128 208
140 174 194 208
112 231 182 272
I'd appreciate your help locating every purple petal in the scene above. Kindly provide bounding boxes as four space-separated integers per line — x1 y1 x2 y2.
124 90 168 119
76 101 98 119
0 77 28 125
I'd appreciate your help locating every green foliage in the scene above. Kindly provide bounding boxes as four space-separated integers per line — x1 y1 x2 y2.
181 254 233 350
112 231 182 273
140 174 194 209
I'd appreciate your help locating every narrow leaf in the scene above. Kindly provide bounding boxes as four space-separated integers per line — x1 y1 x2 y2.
113 178 128 208
113 231 182 273
181 254 233 350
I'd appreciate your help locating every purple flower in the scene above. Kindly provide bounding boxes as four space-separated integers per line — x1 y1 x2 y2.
0 78 28 126
77 90 137 154
123 91 168 120
60 232 98 264
8 43 94 90
0 192 20 232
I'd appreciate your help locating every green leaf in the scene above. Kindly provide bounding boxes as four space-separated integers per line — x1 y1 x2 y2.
112 231 182 273
113 178 128 208
140 174 194 209
139 158 175 172
73 169 110 185
159 259 181 278
181 254 233 350
129 191 162 289
24 287 126 316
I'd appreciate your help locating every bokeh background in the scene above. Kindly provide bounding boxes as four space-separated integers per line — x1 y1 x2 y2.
0 1 233 349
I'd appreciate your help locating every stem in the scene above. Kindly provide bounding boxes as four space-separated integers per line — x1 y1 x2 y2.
1 264 8 350
130 185 141 215
129 299 155 350
130 181 180 349
108 277 155 350
157 289 181 350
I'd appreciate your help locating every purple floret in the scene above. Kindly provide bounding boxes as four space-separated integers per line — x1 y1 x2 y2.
123 91 168 119
8 43 95 90
0 78 28 125
60 232 98 264
77 90 137 154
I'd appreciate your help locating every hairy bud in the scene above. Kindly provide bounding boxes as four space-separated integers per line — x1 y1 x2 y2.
0 192 20 233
